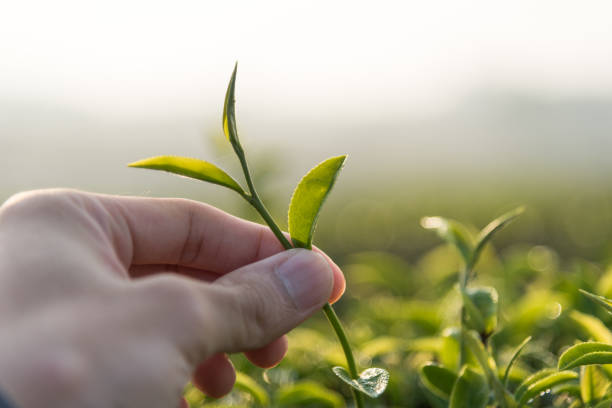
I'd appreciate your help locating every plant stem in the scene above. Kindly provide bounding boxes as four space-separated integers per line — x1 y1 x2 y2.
236 148 292 249
323 303 365 408
235 148 364 408
458 266 469 368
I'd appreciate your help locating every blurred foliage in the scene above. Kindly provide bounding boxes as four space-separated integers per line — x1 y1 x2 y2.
158 148 612 407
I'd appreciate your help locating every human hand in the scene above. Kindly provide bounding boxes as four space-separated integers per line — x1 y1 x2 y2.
0 189 345 408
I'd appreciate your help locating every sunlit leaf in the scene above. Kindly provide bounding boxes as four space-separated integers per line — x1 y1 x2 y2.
581 366 595 404
503 336 532 387
420 363 458 400
332 366 389 398
223 62 240 147
276 381 344 408
128 156 245 195
580 289 612 315
471 206 525 268
568 310 612 343
288 155 347 249
235 372 269 406
514 369 578 406
462 286 498 336
183 382 206 406
558 342 612 370
420 216 474 265
449 366 488 408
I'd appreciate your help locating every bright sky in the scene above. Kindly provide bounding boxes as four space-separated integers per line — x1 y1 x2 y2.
2 0 612 119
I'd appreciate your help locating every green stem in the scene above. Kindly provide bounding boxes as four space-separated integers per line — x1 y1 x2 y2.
234 146 364 407
323 303 365 408
236 148 292 249
458 266 469 368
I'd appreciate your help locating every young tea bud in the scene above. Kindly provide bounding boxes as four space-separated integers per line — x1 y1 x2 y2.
464 286 499 337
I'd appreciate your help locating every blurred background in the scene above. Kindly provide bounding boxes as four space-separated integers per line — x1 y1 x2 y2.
2 1 612 406
2 1 612 260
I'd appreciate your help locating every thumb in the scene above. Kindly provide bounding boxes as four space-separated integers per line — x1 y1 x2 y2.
205 249 334 354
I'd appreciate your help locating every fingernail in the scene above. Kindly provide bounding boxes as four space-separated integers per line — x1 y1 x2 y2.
275 249 333 310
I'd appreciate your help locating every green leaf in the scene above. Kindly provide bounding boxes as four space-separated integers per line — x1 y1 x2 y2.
128 156 245 195
223 62 240 147
558 342 612 370
503 336 532 387
462 286 498 336
463 329 517 406
471 206 524 268
276 381 344 408
514 369 578 406
462 329 498 378
288 155 347 249
580 365 596 404
420 216 475 265
234 372 269 406
420 363 458 400
449 366 489 408
594 398 612 408
568 310 612 343
580 289 612 315
332 366 389 398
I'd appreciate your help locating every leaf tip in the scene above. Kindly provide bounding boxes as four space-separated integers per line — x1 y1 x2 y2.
420 216 443 230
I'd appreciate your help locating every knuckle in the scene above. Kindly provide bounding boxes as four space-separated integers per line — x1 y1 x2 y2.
0 188 82 220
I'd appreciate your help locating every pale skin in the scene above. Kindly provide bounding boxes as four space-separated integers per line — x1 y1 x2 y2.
0 189 345 408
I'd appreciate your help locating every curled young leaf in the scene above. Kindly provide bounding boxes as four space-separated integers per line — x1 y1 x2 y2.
558 342 612 370
223 62 241 149
288 155 347 249
128 156 245 195
514 369 578 406
420 216 474 266
471 206 524 269
462 286 498 336
332 366 389 398
420 363 458 400
449 366 489 408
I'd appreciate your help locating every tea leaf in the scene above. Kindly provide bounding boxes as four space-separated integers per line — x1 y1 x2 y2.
514 369 578 406
288 155 347 249
462 329 498 378
128 156 245 195
235 372 269 406
471 206 524 269
568 310 612 343
332 366 389 398
420 217 474 265
580 289 612 315
558 342 612 370
223 62 240 147
420 363 458 400
462 286 498 336
594 398 612 408
503 336 532 387
276 381 344 408
579 365 609 404
449 366 488 408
